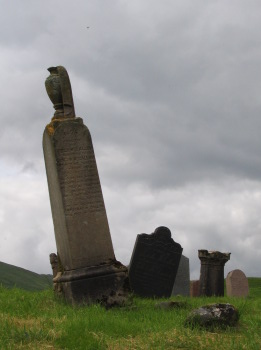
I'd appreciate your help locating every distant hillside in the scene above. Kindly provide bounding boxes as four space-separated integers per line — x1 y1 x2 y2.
0 261 53 291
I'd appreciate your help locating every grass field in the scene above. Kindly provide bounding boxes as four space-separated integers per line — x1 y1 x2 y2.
0 278 260 349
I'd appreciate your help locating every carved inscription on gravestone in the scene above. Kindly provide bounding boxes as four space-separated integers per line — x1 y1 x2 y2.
128 226 183 298
43 119 115 271
55 124 104 216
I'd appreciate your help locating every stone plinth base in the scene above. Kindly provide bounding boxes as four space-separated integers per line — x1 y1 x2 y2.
54 261 129 305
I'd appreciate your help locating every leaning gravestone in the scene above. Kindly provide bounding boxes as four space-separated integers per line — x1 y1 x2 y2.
43 66 128 304
226 269 249 297
172 255 190 296
128 226 183 298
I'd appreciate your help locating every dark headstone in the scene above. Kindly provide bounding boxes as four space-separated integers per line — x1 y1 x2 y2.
43 66 128 305
185 303 239 328
199 250 230 297
128 226 183 298
226 269 249 297
172 255 190 296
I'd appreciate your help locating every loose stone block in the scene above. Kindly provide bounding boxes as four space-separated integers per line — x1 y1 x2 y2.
172 255 190 296
43 66 128 305
199 250 230 297
185 303 239 328
128 226 183 298
226 269 249 297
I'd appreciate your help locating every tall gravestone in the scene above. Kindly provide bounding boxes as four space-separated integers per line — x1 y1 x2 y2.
172 255 190 296
43 66 128 304
199 250 230 297
226 269 249 297
128 226 183 298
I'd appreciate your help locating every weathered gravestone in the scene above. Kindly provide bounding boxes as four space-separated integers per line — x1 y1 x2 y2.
128 226 183 298
172 255 190 296
226 269 249 297
199 250 230 297
43 66 128 304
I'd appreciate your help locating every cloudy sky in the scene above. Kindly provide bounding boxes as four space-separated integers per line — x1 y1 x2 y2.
1 0 261 280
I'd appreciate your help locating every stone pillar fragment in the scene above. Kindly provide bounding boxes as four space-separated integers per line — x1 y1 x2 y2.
199 250 230 297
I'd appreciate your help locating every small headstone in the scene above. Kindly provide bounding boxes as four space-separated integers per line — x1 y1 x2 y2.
172 255 190 296
185 303 239 328
226 269 249 297
128 226 183 298
190 280 200 297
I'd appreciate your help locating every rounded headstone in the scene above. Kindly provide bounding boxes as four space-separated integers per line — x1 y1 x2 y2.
153 226 172 240
226 269 249 297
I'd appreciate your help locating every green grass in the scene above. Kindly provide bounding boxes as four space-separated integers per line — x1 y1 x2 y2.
0 278 260 349
0 261 52 291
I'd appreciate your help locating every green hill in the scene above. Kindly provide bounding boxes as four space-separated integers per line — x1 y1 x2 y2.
0 261 53 291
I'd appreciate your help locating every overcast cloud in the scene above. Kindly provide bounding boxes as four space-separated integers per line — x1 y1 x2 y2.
1 0 261 279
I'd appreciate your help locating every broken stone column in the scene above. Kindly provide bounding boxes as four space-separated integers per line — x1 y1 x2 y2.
198 250 230 297
43 66 128 305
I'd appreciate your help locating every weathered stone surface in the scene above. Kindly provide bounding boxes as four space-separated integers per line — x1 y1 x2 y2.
172 255 190 296
56 260 129 305
43 66 128 305
45 66 75 119
128 226 183 298
43 118 115 270
190 280 200 297
185 303 239 328
226 269 249 297
199 250 230 297
49 253 58 278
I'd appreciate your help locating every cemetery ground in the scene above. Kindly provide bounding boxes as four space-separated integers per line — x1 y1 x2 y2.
0 278 260 350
